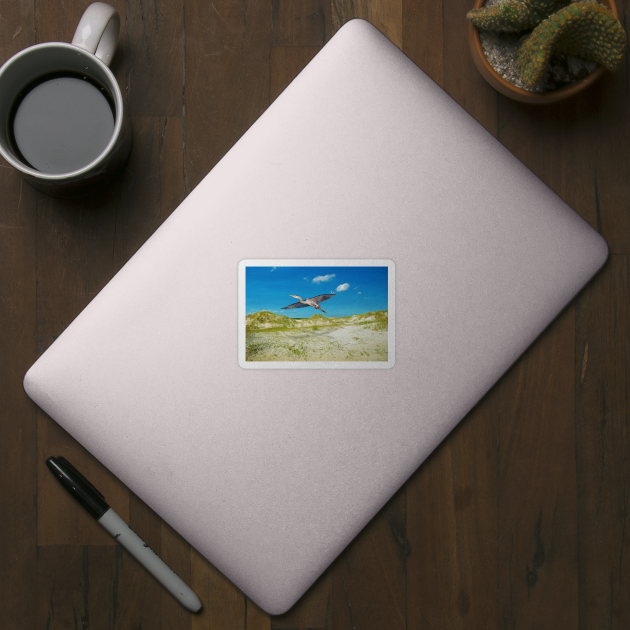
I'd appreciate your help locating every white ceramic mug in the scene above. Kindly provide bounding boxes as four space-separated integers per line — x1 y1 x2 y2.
0 2 131 197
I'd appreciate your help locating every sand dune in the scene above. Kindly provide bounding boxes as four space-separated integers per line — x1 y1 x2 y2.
246 323 388 362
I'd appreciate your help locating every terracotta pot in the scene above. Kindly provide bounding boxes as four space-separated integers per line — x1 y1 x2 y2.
468 0 619 103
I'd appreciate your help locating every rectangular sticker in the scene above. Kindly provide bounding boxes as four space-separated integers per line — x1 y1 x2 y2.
238 259 395 369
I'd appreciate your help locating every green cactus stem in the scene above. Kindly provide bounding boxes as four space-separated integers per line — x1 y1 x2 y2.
467 0 568 33
517 1 627 86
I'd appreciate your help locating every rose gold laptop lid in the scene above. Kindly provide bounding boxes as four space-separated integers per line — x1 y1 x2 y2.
24 19 607 614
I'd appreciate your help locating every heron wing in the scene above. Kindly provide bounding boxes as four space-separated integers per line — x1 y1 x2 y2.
282 301 310 309
309 294 335 304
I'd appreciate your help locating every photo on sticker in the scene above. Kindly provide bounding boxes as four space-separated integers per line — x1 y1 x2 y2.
244 265 389 362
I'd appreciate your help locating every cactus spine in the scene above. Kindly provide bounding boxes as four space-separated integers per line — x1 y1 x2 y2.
516 1 627 85
467 0 568 33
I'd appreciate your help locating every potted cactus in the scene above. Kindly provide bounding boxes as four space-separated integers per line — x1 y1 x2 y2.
467 0 627 102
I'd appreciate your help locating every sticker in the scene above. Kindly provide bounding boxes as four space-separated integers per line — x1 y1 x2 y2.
238 260 395 369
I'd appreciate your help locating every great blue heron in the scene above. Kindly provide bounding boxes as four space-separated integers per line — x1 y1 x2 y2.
282 294 335 314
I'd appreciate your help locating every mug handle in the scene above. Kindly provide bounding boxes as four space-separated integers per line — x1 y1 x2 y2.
71 2 120 67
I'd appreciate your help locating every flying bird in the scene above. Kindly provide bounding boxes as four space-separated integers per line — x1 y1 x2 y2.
282 294 335 314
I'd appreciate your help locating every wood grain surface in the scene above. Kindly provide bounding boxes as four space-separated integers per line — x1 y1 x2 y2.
1 0 628 628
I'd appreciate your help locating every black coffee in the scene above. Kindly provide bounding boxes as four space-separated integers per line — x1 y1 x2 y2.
10 73 115 174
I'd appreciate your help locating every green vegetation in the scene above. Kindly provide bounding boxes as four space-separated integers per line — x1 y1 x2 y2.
359 310 388 331
244 310 389 362
517 2 627 85
245 310 388 332
245 332 271 359
467 0 627 89
467 0 567 33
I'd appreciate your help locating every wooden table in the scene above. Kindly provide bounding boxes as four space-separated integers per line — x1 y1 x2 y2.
1 1 628 628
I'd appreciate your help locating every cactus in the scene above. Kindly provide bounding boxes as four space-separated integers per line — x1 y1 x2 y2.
516 1 627 85
467 0 568 33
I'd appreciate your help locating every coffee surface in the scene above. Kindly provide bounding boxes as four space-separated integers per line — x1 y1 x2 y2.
12 74 115 174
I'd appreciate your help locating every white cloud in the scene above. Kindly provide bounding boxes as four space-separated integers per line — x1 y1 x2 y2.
270 267 277 272
313 274 336 284
358 291 362 295
336 283 350 292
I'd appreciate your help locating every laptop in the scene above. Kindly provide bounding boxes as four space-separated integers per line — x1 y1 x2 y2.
23 19 608 614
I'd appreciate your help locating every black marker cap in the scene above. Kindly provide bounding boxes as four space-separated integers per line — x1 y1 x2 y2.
46 456 110 519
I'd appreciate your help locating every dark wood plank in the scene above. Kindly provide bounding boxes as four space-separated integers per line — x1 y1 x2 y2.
158 518 196 629
496 97 598 224
247 600 272 630
407 394 499 629
443 0 497 131
36 0 121 44
36 0 127 91
37 416 129 546
488 36 629 629
190 550 248 630
270 47 321 103
159 117 187 220
497 305 578 628
331 0 402 47
271 573 332 629
112 116 185 270
272 0 332 46
491 16 629 628
36 545 118 630
184 0 272 192
576 255 630 630
0 5 39 629
402 0 444 88
33 188 121 354
330 486 408 630
126 0 183 117
0 128 39 630
0 1 35 53
576 0 629 253
494 65 630 257
582 71 630 254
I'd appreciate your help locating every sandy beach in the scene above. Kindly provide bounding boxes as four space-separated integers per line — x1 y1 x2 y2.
246 321 388 362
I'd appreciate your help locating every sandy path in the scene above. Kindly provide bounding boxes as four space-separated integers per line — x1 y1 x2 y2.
246 324 388 362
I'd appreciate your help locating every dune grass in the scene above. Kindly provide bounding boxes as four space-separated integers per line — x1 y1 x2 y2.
244 310 388 362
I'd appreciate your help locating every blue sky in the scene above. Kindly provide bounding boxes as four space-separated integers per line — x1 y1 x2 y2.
245 265 388 318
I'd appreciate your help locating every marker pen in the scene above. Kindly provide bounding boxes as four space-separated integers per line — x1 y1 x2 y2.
46 456 202 613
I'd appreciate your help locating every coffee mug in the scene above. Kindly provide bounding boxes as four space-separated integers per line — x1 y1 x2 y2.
0 2 132 197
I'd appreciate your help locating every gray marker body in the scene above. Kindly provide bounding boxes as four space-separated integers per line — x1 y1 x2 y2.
99 508 202 612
